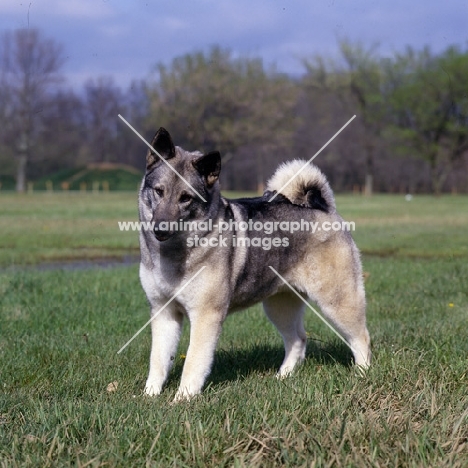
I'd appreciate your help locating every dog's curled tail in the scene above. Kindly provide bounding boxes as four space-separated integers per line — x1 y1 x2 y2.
265 160 336 213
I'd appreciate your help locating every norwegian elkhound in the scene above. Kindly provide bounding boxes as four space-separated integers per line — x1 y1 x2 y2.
139 128 371 401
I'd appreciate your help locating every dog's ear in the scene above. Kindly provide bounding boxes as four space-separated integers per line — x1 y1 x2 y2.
192 151 221 187
146 127 175 169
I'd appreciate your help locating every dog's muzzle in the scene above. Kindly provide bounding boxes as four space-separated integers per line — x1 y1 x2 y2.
153 226 175 242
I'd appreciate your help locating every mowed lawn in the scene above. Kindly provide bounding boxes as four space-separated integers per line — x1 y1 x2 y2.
0 192 467 467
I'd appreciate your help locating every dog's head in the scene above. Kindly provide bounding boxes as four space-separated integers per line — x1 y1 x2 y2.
139 128 221 242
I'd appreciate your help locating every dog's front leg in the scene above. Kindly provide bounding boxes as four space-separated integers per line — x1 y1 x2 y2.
174 311 224 402
145 306 183 396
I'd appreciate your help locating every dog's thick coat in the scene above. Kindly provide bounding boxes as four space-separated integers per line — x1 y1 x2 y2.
139 128 371 401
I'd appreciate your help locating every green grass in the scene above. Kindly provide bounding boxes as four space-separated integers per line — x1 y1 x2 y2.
0 192 139 266
337 194 468 259
0 192 467 266
0 193 467 466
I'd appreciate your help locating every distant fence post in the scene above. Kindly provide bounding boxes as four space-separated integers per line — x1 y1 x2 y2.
61 181 70 191
102 180 109 192
80 182 87 192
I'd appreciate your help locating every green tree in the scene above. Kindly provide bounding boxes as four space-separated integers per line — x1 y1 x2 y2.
303 40 387 195
146 47 298 191
386 46 468 194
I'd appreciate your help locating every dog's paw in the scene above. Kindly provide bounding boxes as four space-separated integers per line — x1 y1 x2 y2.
172 394 189 404
173 391 192 403
354 364 370 377
144 381 162 397
276 366 295 379
173 386 200 403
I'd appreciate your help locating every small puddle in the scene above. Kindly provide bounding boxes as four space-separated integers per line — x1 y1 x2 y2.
1 255 140 272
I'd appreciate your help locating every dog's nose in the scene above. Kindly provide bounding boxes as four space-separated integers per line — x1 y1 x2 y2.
153 224 175 241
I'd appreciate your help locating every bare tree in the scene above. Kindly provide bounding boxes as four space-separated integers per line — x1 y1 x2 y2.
83 77 122 163
117 80 151 167
34 89 87 178
0 28 64 191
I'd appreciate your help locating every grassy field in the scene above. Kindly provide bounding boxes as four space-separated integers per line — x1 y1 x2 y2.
0 192 467 466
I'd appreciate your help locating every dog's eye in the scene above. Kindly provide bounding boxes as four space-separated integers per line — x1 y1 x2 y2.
154 187 163 197
179 193 192 204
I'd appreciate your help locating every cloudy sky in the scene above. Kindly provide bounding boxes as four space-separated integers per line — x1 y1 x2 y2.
1 0 467 88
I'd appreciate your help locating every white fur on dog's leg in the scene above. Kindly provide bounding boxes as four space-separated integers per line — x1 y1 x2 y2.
278 344 306 375
263 293 307 382
144 303 184 398
350 330 371 369
173 311 223 403
276 353 305 379
144 380 163 396
350 335 371 378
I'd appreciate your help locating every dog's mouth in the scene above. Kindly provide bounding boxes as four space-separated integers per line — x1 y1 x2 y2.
154 230 175 242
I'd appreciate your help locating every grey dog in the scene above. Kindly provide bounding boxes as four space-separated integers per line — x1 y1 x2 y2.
138 128 371 401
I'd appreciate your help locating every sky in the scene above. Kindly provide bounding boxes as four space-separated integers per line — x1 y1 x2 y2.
1 0 467 89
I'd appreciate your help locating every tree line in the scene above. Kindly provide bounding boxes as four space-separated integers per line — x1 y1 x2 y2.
0 28 467 194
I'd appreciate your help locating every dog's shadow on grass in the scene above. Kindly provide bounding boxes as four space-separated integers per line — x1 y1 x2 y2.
167 340 353 388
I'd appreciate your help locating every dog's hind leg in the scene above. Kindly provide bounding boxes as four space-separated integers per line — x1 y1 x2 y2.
298 258 371 369
263 293 307 378
312 294 371 369
145 305 184 396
